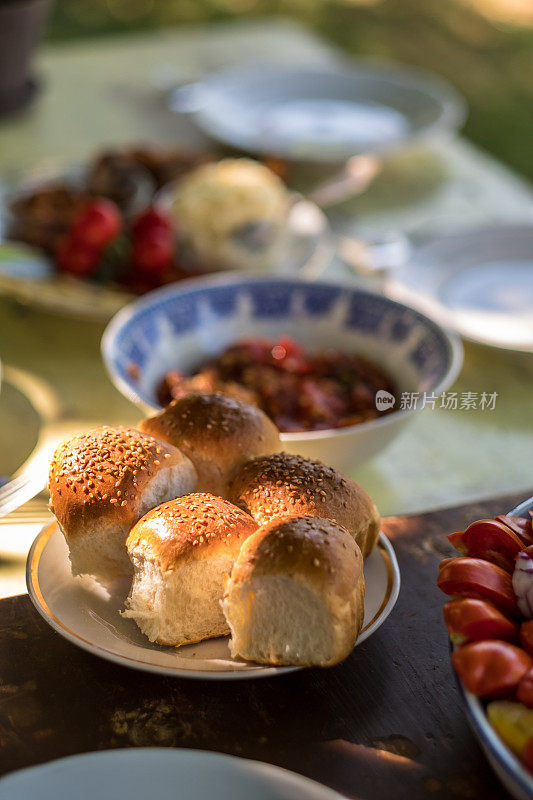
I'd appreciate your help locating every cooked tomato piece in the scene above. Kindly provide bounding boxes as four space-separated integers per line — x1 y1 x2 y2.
496 516 533 546
447 519 525 572
521 621 533 657
443 599 519 645
438 557 520 615
452 640 532 698
156 338 396 433
517 669 533 708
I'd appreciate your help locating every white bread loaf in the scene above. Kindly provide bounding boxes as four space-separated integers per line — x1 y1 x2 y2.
124 493 258 646
229 452 380 558
222 515 365 667
49 426 197 582
140 393 281 498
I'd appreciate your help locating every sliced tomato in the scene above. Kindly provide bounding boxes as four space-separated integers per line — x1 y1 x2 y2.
452 640 532 698
521 621 533 657
447 531 467 553
496 515 533 546
448 519 525 572
437 557 519 615
517 669 533 708
443 599 519 645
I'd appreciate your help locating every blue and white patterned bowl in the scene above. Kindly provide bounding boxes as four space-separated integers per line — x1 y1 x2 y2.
102 275 463 472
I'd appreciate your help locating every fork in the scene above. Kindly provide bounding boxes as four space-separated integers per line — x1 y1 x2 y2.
0 366 91 521
0 495 52 560
0 445 50 519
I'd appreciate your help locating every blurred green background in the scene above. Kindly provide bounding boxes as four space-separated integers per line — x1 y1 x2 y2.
46 0 533 181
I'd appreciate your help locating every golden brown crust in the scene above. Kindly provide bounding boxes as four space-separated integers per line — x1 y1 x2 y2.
139 393 281 486
126 492 258 572
229 515 362 600
228 452 380 557
49 426 189 540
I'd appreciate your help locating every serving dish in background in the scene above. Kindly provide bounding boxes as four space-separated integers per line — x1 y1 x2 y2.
170 60 465 162
387 224 533 353
27 521 399 680
0 152 332 321
102 275 463 472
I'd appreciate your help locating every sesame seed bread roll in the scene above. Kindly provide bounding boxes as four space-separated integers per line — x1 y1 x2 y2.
222 516 365 667
228 453 380 558
124 493 258 646
49 426 197 582
139 393 281 498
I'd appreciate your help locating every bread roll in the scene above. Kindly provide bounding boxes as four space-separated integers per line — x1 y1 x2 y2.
124 493 258 646
49 426 197 582
139 393 281 498
228 452 380 558
222 516 365 666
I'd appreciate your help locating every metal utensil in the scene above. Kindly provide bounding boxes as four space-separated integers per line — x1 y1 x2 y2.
0 366 87 520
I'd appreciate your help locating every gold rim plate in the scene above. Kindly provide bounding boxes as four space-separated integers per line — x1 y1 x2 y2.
27 521 400 680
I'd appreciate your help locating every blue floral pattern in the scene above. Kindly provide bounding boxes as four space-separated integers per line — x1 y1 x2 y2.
103 277 459 409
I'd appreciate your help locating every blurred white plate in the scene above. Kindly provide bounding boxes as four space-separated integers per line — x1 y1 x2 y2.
0 748 344 800
27 521 400 680
388 225 533 352
170 61 465 162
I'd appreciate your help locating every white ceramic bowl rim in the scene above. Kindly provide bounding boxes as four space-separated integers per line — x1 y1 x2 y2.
190 58 466 157
101 272 463 441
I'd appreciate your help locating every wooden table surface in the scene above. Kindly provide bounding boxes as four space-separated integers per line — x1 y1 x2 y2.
2 491 530 798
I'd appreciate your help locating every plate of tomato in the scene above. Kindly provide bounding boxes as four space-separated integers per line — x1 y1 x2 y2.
438 496 533 800
0 150 330 321
0 154 197 320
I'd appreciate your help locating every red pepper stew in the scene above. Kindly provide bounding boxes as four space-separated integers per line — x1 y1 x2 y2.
156 336 395 433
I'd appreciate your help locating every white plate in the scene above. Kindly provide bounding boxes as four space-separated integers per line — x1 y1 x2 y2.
388 224 533 353
170 61 464 161
0 748 345 800
26 521 400 680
